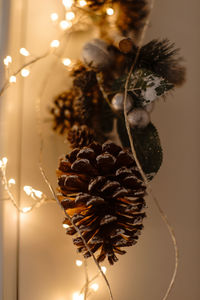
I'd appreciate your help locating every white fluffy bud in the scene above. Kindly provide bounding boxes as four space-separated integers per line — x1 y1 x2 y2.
128 108 150 128
111 93 133 113
82 39 112 70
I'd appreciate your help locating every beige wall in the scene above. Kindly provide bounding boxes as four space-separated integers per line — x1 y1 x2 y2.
0 0 199 299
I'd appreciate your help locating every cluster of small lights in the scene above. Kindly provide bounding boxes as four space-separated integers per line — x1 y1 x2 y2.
79 0 87 7
72 292 84 300
62 58 71 66
1 7 111 300
0 157 48 214
21 68 30 77
50 13 59 22
4 56 12 66
62 0 74 9
60 20 72 30
19 48 30 57
71 258 107 299
106 7 114 16
50 39 60 48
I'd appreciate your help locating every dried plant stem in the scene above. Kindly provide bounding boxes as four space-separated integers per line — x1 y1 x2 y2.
83 259 89 300
123 1 179 300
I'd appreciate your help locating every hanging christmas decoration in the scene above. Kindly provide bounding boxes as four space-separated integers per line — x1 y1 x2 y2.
48 0 185 266
0 0 187 298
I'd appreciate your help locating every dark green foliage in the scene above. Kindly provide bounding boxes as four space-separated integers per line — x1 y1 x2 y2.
117 117 163 179
111 69 174 106
135 39 186 86
99 100 114 134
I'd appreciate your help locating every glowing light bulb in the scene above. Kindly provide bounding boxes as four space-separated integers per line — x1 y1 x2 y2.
23 186 32 196
22 207 32 213
34 189 43 199
79 0 87 7
50 13 59 21
4 56 12 66
59 20 72 30
63 223 69 229
9 76 16 83
2 157 8 165
8 178 16 185
106 8 114 15
19 48 30 56
72 292 84 300
65 11 75 21
63 0 74 9
50 40 60 48
90 283 99 292
21 68 30 77
62 58 71 66
101 266 107 274
76 260 83 267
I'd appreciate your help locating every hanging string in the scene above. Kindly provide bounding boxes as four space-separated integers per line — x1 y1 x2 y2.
0 52 50 97
123 1 179 300
83 259 89 300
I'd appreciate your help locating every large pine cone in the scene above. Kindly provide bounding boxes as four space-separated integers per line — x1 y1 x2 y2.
57 141 146 264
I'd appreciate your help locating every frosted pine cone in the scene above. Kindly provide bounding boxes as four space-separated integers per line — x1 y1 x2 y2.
57 141 146 264
67 124 95 148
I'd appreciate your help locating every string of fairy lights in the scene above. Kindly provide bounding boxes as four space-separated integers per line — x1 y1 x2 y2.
1 0 115 212
0 1 113 299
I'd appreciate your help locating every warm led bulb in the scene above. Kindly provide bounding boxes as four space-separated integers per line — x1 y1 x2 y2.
79 0 87 7
63 0 74 8
2 157 8 165
63 223 69 229
62 58 71 66
90 283 99 292
33 189 43 199
9 76 16 83
76 260 83 267
8 178 16 185
101 266 107 274
4 56 12 66
106 7 114 15
65 11 75 21
50 13 59 21
59 20 72 30
23 186 32 196
22 207 32 213
21 68 30 77
50 40 60 48
72 292 84 300
19 48 30 56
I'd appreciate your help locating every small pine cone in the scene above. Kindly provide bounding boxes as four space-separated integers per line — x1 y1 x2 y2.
57 140 146 264
73 95 93 124
67 124 96 148
71 63 98 92
50 90 75 134
116 0 149 39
